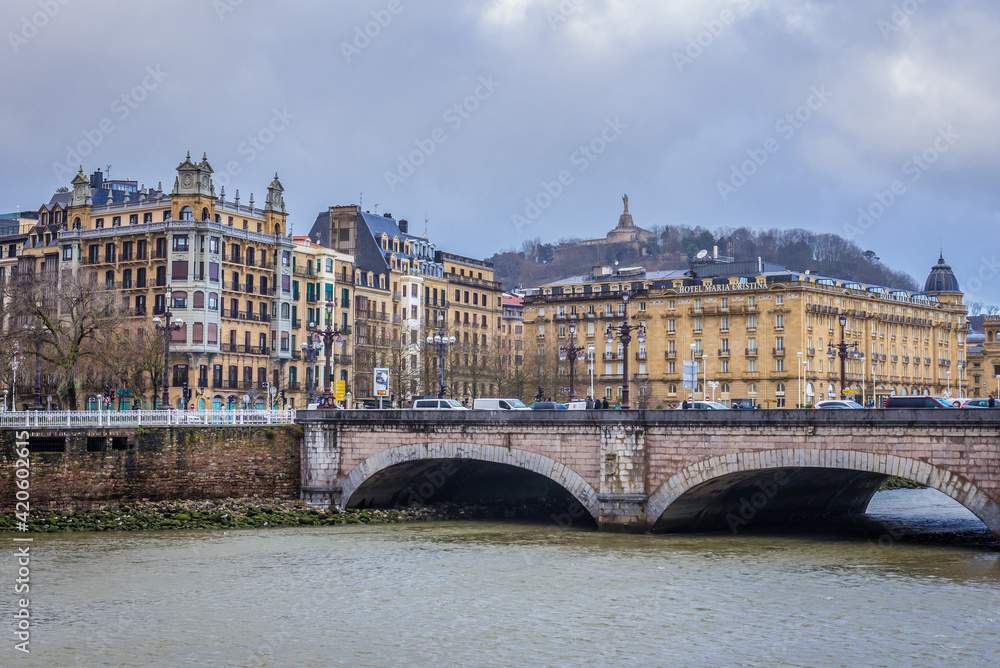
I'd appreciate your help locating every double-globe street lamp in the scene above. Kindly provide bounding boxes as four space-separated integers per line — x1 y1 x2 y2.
559 321 587 402
826 313 861 400
605 286 645 409
426 315 456 398
153 287 183 410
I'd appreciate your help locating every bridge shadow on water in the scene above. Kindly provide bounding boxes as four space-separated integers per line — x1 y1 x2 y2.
347 460 598 530
347 459 999 549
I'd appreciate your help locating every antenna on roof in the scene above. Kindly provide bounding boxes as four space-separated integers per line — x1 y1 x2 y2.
106 165 111 180
424 215 428 236
373 203 379 214
359 192 362 210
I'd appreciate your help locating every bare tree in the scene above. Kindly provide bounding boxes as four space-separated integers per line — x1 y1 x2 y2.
12 271 132 409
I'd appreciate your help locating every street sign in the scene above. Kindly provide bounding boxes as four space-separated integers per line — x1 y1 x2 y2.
682 360 697 389
373 368 389 397
334 380 346 400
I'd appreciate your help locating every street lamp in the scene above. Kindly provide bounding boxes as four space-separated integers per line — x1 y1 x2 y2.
426 314 456 398
300 336 321 406
605 286 645 409
10 342 19 411
587 343 595 400
957 364 963 399
313 299 347 405
803 359 810 407
946 369 952 399
152 287 183 410
702 353 708 402
796 351 803 407
826 313 861 400
559 321 587 401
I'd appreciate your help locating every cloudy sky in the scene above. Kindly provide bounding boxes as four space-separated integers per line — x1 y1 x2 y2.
2 0 998 301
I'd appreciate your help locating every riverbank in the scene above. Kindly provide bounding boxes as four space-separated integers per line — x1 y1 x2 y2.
0 497 578 533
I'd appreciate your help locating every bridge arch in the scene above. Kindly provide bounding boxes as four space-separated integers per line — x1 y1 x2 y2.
340 443 600 521
646 449 1000 538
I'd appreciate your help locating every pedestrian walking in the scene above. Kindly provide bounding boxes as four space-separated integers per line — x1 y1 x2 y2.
601 397 609 409
585 396 594 410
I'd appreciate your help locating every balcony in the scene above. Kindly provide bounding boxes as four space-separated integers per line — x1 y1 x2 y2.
288 382 302 391
718 349 729 358
807 347 816 356
745 348 758 357
335 353 352 365
603 353 619 361
664 351 677 359
772 347 785 356
292 318 302 328
635 352 647 361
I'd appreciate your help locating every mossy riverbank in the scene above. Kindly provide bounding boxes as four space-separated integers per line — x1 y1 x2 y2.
0 497 577 533
879 477 926 490
0 498 451 534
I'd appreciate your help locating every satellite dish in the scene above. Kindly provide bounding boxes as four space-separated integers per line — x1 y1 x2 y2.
695 249 709 260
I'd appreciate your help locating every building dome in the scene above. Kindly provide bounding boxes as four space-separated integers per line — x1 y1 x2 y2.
967 329 986 345
922 254 961 293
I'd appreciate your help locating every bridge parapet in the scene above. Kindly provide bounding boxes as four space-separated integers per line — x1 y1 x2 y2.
297 410 1000 537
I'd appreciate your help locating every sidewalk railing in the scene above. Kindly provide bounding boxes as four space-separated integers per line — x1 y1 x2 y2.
0 409 296 428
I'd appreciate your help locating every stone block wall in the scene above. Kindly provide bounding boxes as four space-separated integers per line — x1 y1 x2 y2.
0 426 302 511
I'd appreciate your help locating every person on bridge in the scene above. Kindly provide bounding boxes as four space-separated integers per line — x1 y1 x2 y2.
601 398 609 409
585 396 594 410
592 398 602 411
989 394 996 408
681 399 690 410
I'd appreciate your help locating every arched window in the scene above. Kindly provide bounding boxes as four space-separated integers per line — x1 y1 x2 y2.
775 383 785 395
193 291 205 309
274 223 281 236
721 383 730 394
201 208 210 221
73 217 81 229
179 206 193 221
748 383 757 395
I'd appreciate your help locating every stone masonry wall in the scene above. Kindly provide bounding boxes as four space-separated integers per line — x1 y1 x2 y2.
0 426 301 511
299 410 1000 535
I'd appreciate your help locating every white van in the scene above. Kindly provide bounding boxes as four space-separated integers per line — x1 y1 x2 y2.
472 398 531 411
412 398 469 410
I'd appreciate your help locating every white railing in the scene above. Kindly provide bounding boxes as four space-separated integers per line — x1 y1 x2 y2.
0 409 296 428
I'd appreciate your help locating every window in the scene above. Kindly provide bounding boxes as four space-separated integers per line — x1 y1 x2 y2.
122 269 132 289
720 317 729 332
62 246 73 261
171 261 188 281
137 240 147 260
155 266 167 287
193 291 205 308
172 235 189 252
171 291 187 309
747 316 756 330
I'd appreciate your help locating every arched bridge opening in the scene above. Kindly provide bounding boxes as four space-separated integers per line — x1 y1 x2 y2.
341 445 599 529
647 450 1000 544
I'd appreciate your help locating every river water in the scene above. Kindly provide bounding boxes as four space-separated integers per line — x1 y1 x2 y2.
3 488 999 667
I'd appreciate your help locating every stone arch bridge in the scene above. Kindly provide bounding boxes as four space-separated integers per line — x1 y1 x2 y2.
298 410 1000 539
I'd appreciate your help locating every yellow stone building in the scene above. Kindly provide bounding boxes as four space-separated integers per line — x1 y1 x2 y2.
289 236 354 406
22 154 296 409
523 254 966 407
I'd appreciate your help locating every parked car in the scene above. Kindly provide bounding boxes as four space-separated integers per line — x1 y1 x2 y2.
883 396 954 408
411 398 469 410
528 401 568 410
813 400 865 409
565 400 588 410
956 398 995 408
472 398 531 411
675 401 729 410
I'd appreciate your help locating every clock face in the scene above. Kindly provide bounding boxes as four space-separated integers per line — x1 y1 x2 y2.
181 173 194 187
202 175 209 188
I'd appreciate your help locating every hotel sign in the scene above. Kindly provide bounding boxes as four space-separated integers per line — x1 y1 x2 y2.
675 279 768 294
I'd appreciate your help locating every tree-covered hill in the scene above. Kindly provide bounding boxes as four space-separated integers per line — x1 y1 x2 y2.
489 225 919 293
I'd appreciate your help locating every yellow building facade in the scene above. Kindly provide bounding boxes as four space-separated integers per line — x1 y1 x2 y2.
523 256 966 408
22 154 296 409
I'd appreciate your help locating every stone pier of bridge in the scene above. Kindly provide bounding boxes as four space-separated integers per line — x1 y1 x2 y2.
297 410 1000 538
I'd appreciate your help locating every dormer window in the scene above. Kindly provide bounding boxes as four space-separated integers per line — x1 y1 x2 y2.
392 237 399 252
381 234 389 250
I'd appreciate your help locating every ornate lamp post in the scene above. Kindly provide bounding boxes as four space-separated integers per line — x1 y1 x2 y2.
605 286 645 409
426 315 456 398
153 288 183 410
826 313 860 400
300 336 322 406
559 321 587 401
314 299 346 404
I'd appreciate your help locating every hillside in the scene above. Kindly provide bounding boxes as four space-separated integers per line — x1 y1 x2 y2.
488 226 919 292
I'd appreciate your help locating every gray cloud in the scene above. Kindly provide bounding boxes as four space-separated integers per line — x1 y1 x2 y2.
1 0 998 300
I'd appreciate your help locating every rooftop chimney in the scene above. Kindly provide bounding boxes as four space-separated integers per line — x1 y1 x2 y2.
399 219 408 233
